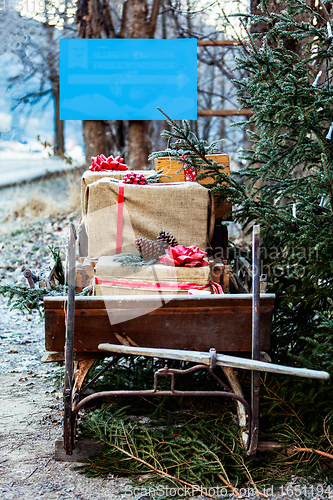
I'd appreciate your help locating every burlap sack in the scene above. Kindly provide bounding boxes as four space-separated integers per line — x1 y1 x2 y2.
81 170 155 214
94 256 211 296
85 180 215 259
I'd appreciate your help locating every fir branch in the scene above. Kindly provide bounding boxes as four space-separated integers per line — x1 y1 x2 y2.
146 169 172 183
239 18 257 54
0 284 66 316
107 441 218 499
113 253 159 272
156 108 221 171
49 245 65 285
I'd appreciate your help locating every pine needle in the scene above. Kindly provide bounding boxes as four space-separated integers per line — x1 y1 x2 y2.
110 441 217 499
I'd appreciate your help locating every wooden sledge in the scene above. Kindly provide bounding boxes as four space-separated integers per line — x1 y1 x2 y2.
42 224 328 460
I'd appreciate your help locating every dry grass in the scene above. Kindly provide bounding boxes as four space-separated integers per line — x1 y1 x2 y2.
12 192 56 218
66 171 81 211
8 170 82 220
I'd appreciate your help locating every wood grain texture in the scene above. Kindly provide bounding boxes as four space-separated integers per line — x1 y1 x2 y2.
45 294 275 354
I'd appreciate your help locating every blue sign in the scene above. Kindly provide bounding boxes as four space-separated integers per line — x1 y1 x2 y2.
60 39 197 120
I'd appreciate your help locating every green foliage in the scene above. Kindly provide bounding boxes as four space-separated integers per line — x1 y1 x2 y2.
138 0 333 481
76 405 252 492
0 282 91 316
113 252 159 272
226 1 333 369
221 0 333 450
146 169 172 183
76 383 333 488
49 245 65 285
0 245 87 315
149 109 229 191
0 284 65 316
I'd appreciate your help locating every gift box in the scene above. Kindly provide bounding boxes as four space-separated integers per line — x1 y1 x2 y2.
154 154 231 219
94 256 211 296
84 180 215 259
81 170 155 215
75 258 95 292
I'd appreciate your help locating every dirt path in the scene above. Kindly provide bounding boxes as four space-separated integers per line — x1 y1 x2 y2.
0 296 134 500
0 292 136 500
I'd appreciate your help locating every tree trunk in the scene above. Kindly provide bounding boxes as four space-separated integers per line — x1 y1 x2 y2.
82 120 107 165
122 0 161 169
76 0 161 167
43 25 65 158
127 121 150 169
52 81 65 157
77 0 114 165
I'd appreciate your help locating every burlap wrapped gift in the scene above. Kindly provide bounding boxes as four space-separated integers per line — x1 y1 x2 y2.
84 180 215 259
94 256 211 296
81 170 155 214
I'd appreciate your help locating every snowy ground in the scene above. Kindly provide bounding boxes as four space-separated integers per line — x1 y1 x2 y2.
0 137 85 188
0 157 79 188
0 302 133 500
0 176 134 499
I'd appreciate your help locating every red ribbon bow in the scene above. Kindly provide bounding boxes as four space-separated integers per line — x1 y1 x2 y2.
159 245 209 267
89 154 128 172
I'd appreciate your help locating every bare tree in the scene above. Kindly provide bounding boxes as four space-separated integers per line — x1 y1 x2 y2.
121 0 161 169
4 8 75 156
76 0 161 168
3 1 253 168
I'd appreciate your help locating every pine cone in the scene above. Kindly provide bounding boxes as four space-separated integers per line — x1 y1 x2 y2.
157 230 178 248
135 238 164 261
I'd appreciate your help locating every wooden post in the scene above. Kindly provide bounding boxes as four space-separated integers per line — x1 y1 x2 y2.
63 223 76 455
248 224 260 456
197 109 253 117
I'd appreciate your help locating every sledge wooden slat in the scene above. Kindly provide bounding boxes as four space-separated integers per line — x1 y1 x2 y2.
44 294 275 354
41 351 108 363
44 294 272 309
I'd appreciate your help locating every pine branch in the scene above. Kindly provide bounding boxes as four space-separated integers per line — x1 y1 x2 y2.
156 108 222 171
0 284 66 316
109 441 218 499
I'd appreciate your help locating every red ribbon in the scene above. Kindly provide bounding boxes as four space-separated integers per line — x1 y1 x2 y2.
181 154 197 182
184 166 197 182
181 153 228 182
159 245 209 267
95 277 208 291
89 154 128 171
210 281 224 294
116 184 124 254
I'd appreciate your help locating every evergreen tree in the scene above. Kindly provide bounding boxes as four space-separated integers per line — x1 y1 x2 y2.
227 0 333 351
226 0 333 426
152 0 333 430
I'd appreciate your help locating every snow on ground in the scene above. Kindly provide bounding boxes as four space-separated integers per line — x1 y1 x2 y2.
0 175 134 500
0 139 85 187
